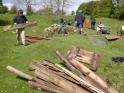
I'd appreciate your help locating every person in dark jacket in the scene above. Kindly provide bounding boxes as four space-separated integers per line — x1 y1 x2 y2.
90 15 96 30
75 10 85 34
13 9 28 46
58 18 66 34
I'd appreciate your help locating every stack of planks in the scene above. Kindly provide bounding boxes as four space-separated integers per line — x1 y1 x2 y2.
66 46 100 71
6 47 118 93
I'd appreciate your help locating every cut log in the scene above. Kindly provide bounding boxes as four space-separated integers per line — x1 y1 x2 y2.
3 22 37 31
6 66 33 80
69 59 118 93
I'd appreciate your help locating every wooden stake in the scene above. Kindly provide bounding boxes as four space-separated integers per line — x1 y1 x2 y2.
6 66 33 80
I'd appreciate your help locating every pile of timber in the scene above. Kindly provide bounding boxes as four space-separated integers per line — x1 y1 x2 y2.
66 25 75 32
66 46 100 71
44 24 75 33
6 47 118 93
44 24 59 32
3 22 37 32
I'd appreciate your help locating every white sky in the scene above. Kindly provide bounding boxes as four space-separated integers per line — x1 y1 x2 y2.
3 0 92 13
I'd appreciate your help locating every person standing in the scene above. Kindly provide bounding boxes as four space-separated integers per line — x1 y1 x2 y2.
90 15 96 30
13 9 28 46
75 10 85 34
58 18 66 35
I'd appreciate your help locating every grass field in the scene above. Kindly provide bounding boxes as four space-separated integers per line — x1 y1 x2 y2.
0 14 124 93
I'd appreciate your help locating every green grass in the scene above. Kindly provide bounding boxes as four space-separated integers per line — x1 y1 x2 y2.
0 14 124 93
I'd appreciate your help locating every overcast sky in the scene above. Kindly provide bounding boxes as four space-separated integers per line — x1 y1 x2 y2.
3 0 92 13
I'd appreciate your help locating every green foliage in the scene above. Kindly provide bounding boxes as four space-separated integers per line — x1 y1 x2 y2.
0 5 8 14
71 11 75 16
78 0 112 17
36 7 53 15
8 6 17 14
0 19 10 26
78 0 124 20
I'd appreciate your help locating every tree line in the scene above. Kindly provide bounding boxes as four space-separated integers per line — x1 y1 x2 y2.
0 0 75 16
78 0 124 20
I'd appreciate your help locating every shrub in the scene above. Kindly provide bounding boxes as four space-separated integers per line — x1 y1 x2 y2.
0 5 8 14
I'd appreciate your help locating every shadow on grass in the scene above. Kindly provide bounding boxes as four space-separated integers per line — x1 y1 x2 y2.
16 76 29 82
0 20 10 26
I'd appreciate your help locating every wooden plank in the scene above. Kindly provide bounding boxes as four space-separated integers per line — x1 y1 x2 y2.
66 46 80 60
105 35 121 40
34 66 90 93
29 78 68 93
25 35 50 43
3 22 37 31
56 64 104 93
29 61 80 85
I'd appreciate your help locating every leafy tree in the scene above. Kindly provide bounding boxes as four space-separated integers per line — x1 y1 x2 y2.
9 6 17 14
78 0 124 20
71 11 75 16
0 5 8 14
27 5 33 15
36 7 53 15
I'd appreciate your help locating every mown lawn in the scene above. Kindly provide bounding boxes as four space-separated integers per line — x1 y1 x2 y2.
0 14 124 93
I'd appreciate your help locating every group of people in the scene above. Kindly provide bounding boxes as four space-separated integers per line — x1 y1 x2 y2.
59 10 96 35
13 9 97 46
13 9 123 46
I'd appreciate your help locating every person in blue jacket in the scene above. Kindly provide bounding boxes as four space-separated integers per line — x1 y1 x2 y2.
75 10 85 34
59 18 66 34
13 9 28 46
